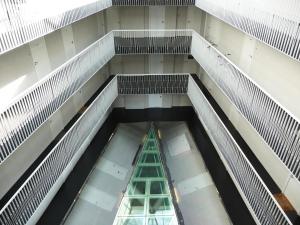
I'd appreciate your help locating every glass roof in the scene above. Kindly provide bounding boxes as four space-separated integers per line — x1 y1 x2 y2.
113 126 179 225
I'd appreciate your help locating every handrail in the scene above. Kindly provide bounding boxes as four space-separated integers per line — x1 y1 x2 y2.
0 32 115 164
191 31 300 182
0 76 118 225
113 30 193 55
195 0 300 61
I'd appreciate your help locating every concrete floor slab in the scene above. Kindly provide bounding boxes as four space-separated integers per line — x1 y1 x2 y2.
159 122 232 225
96 158 129 181
177 172 214 196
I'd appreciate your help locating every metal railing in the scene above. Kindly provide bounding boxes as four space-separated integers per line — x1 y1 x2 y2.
113 30 193 54
117 73 189 94
195 0 300 61
0 0 195 54
191 31 300 182
0 77 118 225
112 0 195 6
188 77 293 225
0 0 112 55
0 32 115 164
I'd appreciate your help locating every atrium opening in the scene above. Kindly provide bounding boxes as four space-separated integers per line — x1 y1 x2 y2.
0 1 300 225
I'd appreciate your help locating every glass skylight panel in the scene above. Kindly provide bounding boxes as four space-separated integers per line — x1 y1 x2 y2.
113 127 179 225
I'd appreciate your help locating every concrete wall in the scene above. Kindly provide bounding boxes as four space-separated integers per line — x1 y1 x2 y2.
109 54 195 109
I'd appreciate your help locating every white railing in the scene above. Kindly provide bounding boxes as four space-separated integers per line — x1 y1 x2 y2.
0 0 195 55
0 72 294 225
0 32 114 164
188 77 293 225
2 0 300 61
113 29 193 38
195 0 300 61
112 0 195 6
117 73 189 94
0 0 112 55
0 77 118 225
113 30 193 54
191 31 300 182
2 28 300 184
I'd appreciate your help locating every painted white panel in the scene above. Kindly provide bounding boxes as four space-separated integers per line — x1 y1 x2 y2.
204 14 300 122
96 158 128 181
148 6 165 75
149 55 163 73
162 95 173 108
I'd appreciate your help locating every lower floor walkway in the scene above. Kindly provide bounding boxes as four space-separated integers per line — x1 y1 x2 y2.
63 122 232 225
159 122 232 225
63 123 147 225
